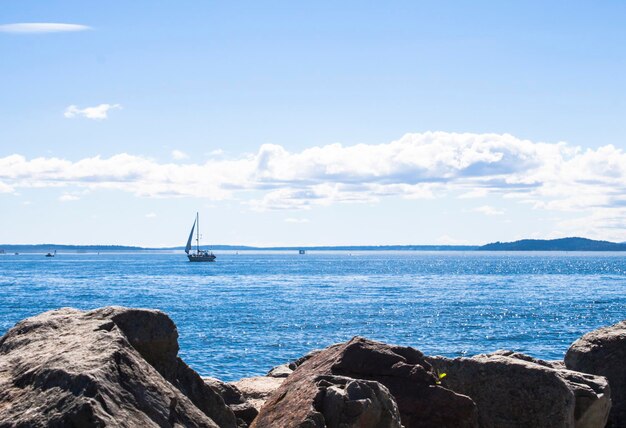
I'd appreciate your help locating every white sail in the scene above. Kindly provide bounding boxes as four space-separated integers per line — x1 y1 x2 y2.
185 219 196 254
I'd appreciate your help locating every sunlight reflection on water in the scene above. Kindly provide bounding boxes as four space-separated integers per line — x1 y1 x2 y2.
1 251 625 381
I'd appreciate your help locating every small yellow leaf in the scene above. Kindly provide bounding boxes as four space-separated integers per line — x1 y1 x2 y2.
438 373 447 379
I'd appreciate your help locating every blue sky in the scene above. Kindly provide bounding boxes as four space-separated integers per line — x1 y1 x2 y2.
1 1 626 246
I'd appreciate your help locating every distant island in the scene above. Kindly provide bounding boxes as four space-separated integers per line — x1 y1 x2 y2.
477 237 626 251
3 237 626 253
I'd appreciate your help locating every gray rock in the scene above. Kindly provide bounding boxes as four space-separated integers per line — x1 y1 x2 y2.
204 377 247 406
495 351 611 428
229 402 258 428
0 307 237 428
266 363 293 378
315 375 403 428
428 351 611 428
566 320 626 427
204 377 258 427
231 376 285 413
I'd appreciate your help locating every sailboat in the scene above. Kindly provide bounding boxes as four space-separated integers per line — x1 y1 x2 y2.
185 213 216 262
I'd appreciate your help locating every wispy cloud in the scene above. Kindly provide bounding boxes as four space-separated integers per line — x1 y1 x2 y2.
0 23 91 34
3 132 626 238
171 150 189 160
459 188 488 199
64 104 121 120
59 194 80 202
557 208 626 237
437 235 468 245
145 212 157 218
472 205 505 216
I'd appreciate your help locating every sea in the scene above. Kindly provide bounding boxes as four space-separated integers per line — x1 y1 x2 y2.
1 251 625 381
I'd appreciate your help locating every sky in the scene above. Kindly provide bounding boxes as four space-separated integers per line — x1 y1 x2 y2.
1 1 626 247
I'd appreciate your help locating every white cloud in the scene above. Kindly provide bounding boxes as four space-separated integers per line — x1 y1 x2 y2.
285 217 310 224
472 205 505 216
0 182 13 193
59 194 79 202
556 208 626 242
249 184 380 211
459 188 488 199
171 150 189 160
0 23 91 34
2 131 626 236
145 212 157 218
64 104 121 120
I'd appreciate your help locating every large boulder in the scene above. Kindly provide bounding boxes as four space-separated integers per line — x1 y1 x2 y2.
427 350 611 428
251 336 478 428
0 307 237 427
565 320 626 427
253 373 402 428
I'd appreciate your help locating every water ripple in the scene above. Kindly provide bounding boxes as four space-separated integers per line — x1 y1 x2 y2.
1 251 625 380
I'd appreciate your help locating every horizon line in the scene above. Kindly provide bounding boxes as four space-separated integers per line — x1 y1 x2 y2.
0 243 480 249
2 236 624 250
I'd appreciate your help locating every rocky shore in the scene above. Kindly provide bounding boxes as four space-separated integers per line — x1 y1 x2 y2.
0 307 623 427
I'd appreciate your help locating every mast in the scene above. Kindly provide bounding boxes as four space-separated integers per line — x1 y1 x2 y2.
196 212 200 253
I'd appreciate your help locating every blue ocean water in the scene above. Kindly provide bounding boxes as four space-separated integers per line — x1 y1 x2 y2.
1 251 625 381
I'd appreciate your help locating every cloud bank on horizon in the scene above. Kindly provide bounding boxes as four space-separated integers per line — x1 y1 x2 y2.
1 132 625 238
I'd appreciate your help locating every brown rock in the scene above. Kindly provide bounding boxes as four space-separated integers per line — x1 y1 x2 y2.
566 320 626 427
428 351 611 428
251 337 478 428
266 349 322 378
0 307 236 428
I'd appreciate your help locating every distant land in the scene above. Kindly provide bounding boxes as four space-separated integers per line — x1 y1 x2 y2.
2 237 626 253
477 237 626 251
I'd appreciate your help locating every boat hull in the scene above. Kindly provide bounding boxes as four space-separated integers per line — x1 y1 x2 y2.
187 254 216 262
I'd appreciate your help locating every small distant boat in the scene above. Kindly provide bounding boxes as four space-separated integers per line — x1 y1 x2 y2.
185 212 216 262
299 249 306 255
45 250 56 258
